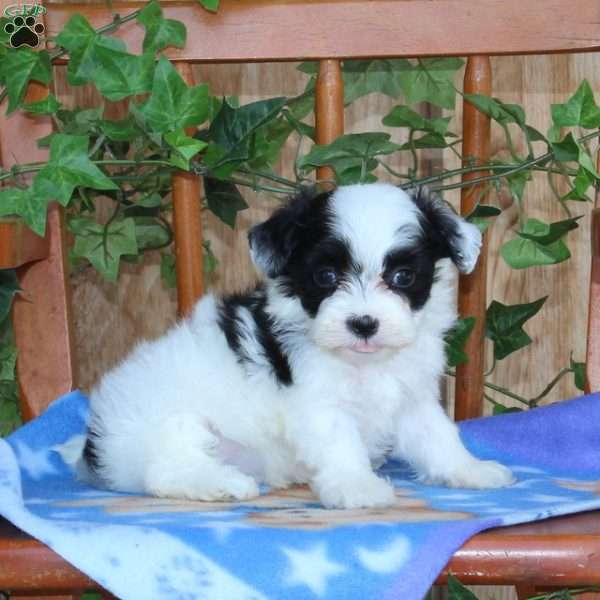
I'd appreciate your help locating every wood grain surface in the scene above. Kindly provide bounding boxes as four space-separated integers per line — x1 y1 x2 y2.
43 1 600 61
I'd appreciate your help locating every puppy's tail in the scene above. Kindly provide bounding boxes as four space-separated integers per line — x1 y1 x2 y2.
52 433 100 485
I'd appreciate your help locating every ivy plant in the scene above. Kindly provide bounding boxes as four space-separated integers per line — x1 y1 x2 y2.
0 0 595 434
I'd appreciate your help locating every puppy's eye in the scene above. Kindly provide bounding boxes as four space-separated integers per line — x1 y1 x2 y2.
390 268 416 289
313 268 338 288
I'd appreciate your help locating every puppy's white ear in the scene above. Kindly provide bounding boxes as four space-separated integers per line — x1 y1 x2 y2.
410 187 482 274
248 187 334 278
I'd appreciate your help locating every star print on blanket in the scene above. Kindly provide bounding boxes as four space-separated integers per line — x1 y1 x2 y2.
2 391 600 600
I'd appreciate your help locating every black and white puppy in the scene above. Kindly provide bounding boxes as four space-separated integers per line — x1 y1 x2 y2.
78 183 513 509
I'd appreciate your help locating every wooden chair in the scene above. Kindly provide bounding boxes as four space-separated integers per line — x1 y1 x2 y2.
2 1 600 598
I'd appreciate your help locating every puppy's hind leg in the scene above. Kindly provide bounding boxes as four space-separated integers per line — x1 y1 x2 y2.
142 413 260 501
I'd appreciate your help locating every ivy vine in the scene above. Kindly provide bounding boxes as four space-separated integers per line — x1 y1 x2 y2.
0 0 595 435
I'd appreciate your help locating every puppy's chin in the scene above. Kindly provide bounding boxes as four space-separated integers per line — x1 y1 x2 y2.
313 335 415 364
336 344 400 365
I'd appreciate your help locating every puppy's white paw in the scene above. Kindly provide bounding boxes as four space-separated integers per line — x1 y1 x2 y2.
146 466 259 502
446 459 514 490
212 470 260 501
316 474 396 509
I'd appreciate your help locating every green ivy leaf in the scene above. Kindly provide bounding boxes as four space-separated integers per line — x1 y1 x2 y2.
399 132 450 150
563 166 594 201
137 0 187 53
463 94 525 126
493 404 524 415
501 217 580 269
398 58 464 109
22 94 61 115
0 187 50 236
283 109 315 140
340 59 411 104
524 125 547 144
447 574 479 600
209 97 287 152
485 297 546 360
34 134 118 206
465 203 501 233
100 115 143 142
551 133 579 162
298 133 401 177
0 343 17 381
204 178 248 228
164 130 207 169
56 14 152 100
0 380 21 436
571 357 586 391
198 0 219 11
57 14 123 84
206 97 287 176
0 47 52 113
551 80 600 129
0 270 20 323
138 56 210 132
578 145 599 177
57 107 104 136
91 47 155 101
247 117 296 170
517 216 581 245
69 216 138 281
133 216 170 250
501 237 571 269
57 14 154 98
160 253 177 288
382 105 452 135
136 192 163 208
445 317 476 367
506 169 531 204
334 159 379 185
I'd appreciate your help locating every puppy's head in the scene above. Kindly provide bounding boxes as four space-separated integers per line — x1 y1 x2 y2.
249 183 481 359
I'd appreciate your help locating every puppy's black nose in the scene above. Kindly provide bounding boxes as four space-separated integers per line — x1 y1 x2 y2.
346 315 379 339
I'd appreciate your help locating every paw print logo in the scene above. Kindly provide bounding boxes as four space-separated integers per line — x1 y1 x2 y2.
4 14 44 48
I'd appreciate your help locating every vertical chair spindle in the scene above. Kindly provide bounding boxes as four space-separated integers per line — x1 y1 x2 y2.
315 60 344 184
455 56 492 421
172 63 204 318
584 152 600 393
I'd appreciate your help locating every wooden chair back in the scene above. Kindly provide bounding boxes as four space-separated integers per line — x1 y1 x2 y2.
2 0 600 423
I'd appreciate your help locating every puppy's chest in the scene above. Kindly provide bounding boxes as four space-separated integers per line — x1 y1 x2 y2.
343 368 404 443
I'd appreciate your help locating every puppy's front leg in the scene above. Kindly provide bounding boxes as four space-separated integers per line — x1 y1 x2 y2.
286 409 396 509
395 396 514 489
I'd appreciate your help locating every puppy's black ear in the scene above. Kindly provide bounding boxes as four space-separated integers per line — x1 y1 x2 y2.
410 187 482 274
248 187 332 278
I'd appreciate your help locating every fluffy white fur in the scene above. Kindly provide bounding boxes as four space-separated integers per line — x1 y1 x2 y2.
79 183 513 509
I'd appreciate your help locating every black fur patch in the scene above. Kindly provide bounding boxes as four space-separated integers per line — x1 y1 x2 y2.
83 429 102 473
408 187 466 269
382 240 441 311
250 187 358 317
218 285 293 386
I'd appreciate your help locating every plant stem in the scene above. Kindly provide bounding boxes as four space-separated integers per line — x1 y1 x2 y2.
227 177 293 196
529 367 572 406
481 381 532 407
237 167 298 189
378 160 413 180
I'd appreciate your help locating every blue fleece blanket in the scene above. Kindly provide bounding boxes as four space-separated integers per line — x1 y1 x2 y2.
2 391 600 600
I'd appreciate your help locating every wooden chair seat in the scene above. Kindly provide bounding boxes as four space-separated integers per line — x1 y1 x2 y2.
2 510 600 593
